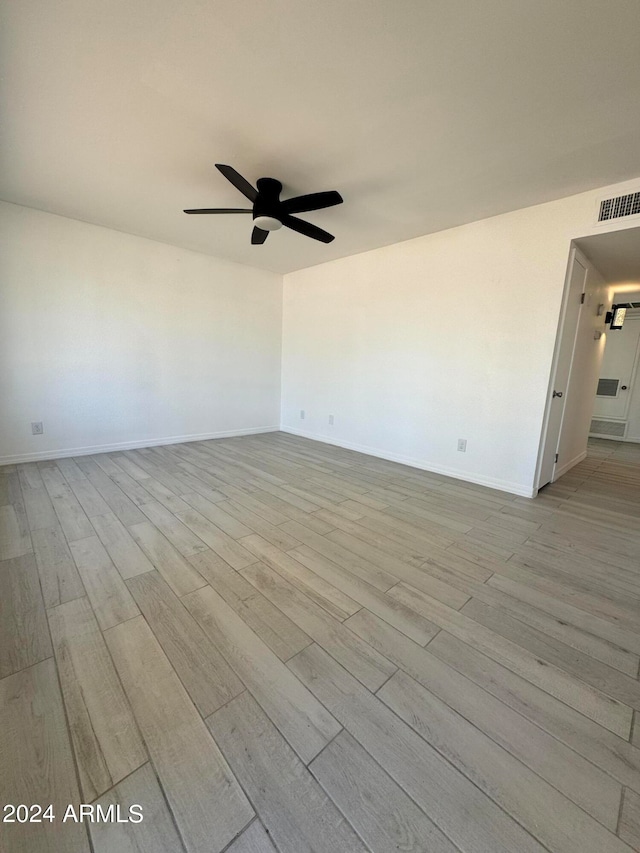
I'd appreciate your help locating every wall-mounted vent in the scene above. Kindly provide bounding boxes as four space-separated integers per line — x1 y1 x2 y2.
590 419 625 437
598 192 640 222
596 378 619 397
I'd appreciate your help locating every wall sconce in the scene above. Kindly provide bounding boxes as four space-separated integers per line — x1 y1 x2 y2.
605 305 627 330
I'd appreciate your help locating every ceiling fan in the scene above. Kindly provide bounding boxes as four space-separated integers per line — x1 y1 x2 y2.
184 164 343 245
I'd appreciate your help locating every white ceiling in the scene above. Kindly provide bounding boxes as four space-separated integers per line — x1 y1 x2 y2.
576 226 640 284
2 1 640 274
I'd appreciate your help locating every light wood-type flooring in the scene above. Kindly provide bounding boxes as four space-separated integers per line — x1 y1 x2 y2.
1 433 640 852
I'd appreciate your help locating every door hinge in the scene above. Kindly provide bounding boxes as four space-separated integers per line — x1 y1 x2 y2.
580 293 585 303
555 453 559 463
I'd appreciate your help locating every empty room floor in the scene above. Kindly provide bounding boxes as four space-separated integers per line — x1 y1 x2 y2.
1 433 640 853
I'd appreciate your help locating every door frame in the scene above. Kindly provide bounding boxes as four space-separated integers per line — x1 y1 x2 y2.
623 316 640 438
534 244 587 490
592 314 640 425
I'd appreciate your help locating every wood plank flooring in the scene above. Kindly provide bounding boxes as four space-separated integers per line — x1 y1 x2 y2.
1 433 639 852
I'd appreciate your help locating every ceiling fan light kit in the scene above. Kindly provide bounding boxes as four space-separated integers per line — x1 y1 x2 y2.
184 164 343 245
253 215 283 231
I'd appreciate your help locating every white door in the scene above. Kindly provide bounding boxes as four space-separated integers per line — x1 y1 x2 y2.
593 318 640 421
537 251 587 488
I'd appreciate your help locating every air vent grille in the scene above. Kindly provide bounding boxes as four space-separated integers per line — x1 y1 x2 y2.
598 192 640 222
590 419 625 437
596 378 619 397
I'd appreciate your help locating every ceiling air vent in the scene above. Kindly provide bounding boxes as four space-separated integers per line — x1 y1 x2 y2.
598 192 640 222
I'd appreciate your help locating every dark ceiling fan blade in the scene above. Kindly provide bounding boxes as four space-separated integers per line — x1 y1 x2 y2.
183 208 253 214
215 164 258 202
282 214 335 243
251 226 269 245
281 190 343 215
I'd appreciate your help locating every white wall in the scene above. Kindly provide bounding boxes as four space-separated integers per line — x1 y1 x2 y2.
281 178 640 497
4 178 639 488
0 201 282 463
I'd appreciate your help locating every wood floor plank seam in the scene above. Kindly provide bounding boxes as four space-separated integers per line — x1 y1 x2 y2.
0 659 92 853
352 610 622 830
206 691 367 853
125 571 245 718
28 471 154 811
287 642 550 853
309 730 464 853
617 787 627 837
374 670 632 852
375 667 624 837
83 757 159 805
0 553 54 678
91 623 251 850
429 631 640 797
387 580 634 738
619 787 640 848
183 583 343 764
90 762 190 853
103 614 254 853
26 497 98 844
239 560 397 691
183 551 314 662
47 596 149 800
218 818 277 853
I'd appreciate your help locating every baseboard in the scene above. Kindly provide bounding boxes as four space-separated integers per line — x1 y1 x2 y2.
589 434 640 444
0 425 280 466
553 449 587 480
281 427 536 498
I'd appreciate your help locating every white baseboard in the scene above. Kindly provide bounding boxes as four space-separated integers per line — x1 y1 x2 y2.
589 434 640 444
0 425 280 466
553 449 587 480
281 427 536 498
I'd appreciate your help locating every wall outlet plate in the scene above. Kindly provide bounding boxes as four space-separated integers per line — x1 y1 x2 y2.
328 414 334 425
300 410 305 419
457 438 467 452
31 421 44 435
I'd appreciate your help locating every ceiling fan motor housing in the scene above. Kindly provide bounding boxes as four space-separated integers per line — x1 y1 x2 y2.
253 178 283 229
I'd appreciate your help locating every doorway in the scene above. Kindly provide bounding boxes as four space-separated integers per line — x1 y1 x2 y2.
536 247 608 489
536 225 640 492
590 300 640 441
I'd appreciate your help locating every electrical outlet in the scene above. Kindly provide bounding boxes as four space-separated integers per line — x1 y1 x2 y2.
31 422 44 435
457 438 467 452
300 410 305 419
328 414 334 425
